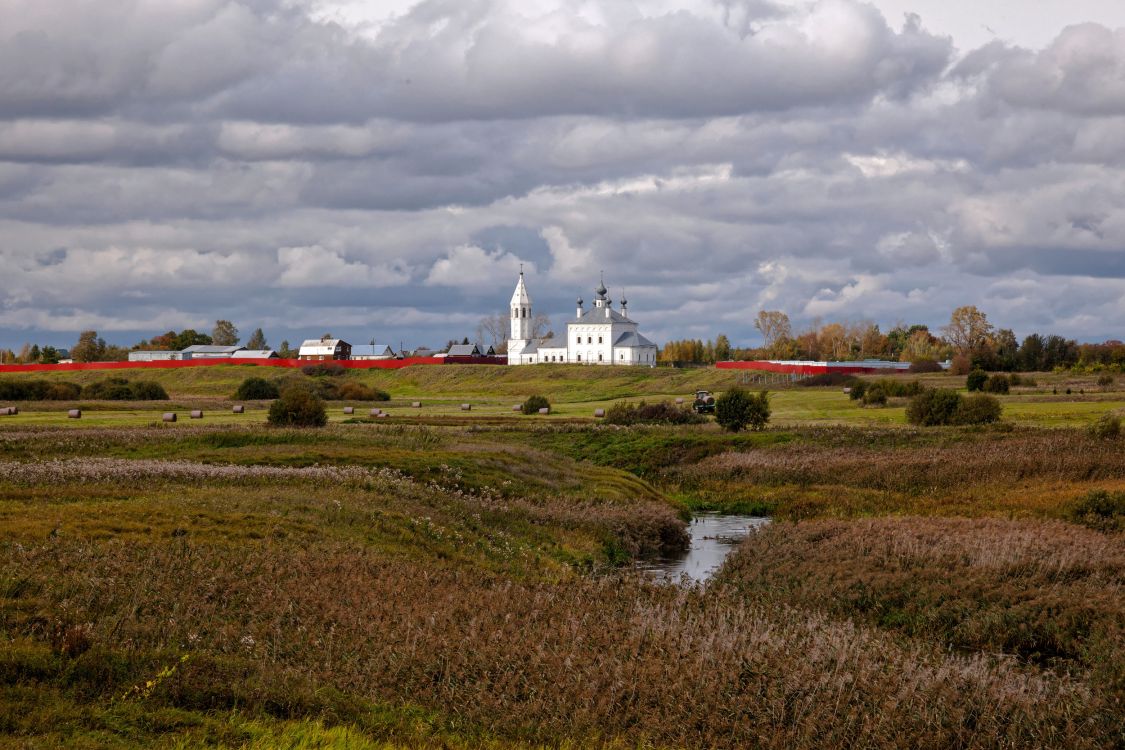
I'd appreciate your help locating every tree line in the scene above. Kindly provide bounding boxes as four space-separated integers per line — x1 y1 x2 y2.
0 321 280 364
658 306 1124 372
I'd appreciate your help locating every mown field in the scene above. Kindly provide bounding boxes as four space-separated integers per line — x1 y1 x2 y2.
1 365 1123 748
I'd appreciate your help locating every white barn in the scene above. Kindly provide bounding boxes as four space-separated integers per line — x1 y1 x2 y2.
507 272 658 366
298 337 351 360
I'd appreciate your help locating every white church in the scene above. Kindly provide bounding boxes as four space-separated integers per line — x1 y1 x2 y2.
506 270 659 366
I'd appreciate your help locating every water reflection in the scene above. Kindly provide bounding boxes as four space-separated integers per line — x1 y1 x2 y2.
638 513 770 583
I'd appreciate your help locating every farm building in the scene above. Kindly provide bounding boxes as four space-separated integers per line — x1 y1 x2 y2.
351 344 396 360
231 349 279 360
298 337 351 361
180 345 245 360
128 350 180 362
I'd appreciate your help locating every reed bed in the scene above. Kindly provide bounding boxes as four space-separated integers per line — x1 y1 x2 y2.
716 517 1125 699
686 430 1125 491
2 539 1113 749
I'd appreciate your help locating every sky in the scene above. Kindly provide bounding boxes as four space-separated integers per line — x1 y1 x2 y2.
2 0 1125 352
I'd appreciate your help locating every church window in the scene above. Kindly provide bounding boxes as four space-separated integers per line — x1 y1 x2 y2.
587 336 591 344
598 336 602 344
577 354 582 362
598 353 603 362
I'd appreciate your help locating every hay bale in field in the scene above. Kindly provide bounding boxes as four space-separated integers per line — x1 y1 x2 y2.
411 401 421 408
162 413 177 423
232 405 245 414
0 407 15 415
461 403 471 411
675 397 684 404
369 408 381 417
0 408 7 416
67 409 81 419
538 407 549 415
512 404 522 412
377 413 388 419
594 408 605 417
190 410 203 419
343 406 354 415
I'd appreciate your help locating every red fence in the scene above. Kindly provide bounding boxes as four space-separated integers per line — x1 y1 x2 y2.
0 356 507 374
716 361 910 375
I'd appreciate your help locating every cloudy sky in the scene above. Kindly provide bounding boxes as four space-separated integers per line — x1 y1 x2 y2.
3 0 1125 352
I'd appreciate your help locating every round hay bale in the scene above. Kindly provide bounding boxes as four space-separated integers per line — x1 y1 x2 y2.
162 412 177 423
411 401 421 408
369 408 381 417
190 410 203 419
594 408 605 417
512 404 522 412
67 409 81 419
377 413 388 419
675 397 684 404
461 403 471 411
0 407 9 416
538 407 549 415
343 406 354 415
232 405 245 414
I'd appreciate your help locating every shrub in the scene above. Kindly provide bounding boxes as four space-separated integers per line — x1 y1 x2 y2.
954 394 1002 425
715 388 770 432
1068 489 1125 532
44 383 82 400
848 381 867 401
878 378 924 398
905 389 962 426
908 359 943 373
604 400 705 425
949 354 970 375
1097 374 1115 388
521 395 550 415
984 374 1010 394
1087 413 1121 440
966 369 988 392
861 384 887 407
336 381 389 401
267 387 327 427
300 363 346 377
798 373 858 388
234 377 280 400
81 378 168 400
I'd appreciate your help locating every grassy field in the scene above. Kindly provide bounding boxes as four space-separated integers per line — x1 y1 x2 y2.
1 365 1123 748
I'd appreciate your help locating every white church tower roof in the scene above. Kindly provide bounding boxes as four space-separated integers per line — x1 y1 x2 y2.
510 266 531 307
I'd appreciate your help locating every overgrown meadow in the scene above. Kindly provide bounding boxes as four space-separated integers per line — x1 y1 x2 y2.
1 365 1123 748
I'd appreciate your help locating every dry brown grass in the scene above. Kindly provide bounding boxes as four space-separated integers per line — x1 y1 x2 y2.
717 517 1125 702
3 538 1115 749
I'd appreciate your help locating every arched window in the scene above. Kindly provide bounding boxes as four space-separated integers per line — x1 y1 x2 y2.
577 354 582 362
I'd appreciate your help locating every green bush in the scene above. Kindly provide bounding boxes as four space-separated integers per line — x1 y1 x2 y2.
603 400 705 425
267 387 327 427
966 370 988 392
906 389 963 426
336 381 389 401
1097 374 1115 388
1087 413 1121 440
861 384 887 407
954 394 1002 425
848 381 867 401
233 376 280 400
984 374 1010 394
81 378 168 401
715 388 770 432
1068 489 1125 532
521 395 551 415
44 383 82 400
300 363 346 377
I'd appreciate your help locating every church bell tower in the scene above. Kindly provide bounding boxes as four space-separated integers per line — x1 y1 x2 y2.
510 267 531 341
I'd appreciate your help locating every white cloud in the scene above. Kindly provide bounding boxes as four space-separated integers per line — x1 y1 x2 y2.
276 245 412 288
424 244 529 289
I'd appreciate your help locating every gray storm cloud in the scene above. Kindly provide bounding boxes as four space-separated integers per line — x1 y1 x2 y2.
0 0 1123 349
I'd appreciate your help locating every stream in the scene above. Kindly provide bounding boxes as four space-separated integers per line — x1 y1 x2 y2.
637 513 770 583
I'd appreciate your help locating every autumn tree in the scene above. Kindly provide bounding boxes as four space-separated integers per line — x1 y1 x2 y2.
211 320 240 346
942 306 993 357
246 328 268 350
714 334 732 362
71 330 105 362
901 329 945 363
754 310 791 350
